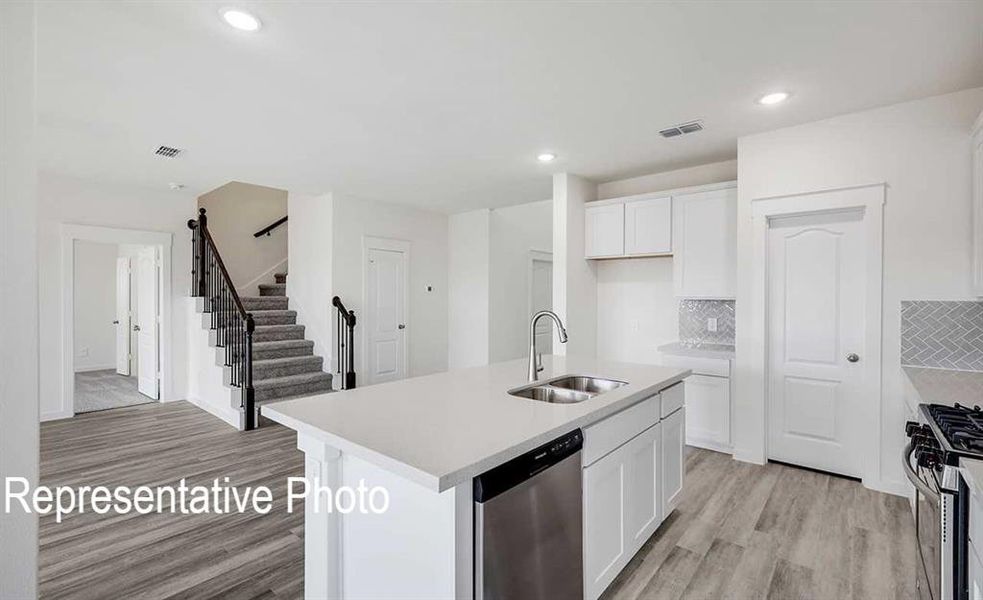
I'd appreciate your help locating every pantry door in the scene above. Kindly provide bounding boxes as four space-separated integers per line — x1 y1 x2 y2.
364 238 409 385
136 246 159 399
767 209 866 478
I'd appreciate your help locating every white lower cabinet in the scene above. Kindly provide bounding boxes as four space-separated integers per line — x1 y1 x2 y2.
583 393 685 600
971 541 983 600
661 407 685 515
684 374 730 450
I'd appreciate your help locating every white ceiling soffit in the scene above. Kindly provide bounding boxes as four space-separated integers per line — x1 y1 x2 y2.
37 1 983 213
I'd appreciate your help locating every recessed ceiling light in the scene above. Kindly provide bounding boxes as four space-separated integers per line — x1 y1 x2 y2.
537 153 557 163
222 9 261 32
758 92 790 106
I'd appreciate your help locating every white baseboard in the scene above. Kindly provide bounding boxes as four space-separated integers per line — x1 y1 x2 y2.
74 364 117 373
187 392 243 430
41 409 74 422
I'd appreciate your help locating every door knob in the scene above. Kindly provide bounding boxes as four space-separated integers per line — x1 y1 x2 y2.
133 325 141 332
113 320 119 325
847 353 860 363
398 324 406 330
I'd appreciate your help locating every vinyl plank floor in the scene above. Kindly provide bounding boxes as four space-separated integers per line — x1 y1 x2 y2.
603 447 918 600
41 403 917 600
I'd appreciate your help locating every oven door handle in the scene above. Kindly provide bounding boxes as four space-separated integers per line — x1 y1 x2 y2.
903 441 941 502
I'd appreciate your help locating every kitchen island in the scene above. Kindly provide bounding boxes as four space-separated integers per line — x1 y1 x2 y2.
263 354 689 600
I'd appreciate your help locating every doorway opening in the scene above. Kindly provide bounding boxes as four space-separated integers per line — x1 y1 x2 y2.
61 224 173 419
72 241 160 413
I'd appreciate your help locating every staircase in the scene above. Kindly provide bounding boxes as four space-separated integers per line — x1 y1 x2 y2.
189 209 333 431
238 273 334 404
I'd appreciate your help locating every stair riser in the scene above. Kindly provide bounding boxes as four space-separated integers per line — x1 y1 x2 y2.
253 328 305 343
274 274 287 284
259 285 286 297
255 380 333 402
241 297 288 311
223 357 323 385
252 346 313 361
251 313 297 326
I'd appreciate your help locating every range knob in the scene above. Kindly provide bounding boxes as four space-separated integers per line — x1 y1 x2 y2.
906 421 931 438
915 447 942 470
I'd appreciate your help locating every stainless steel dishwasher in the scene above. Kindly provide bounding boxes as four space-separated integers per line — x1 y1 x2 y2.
473 429 583 600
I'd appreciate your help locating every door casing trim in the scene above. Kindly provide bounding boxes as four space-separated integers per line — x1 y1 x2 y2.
745 183 885 491
361 235 411 385
58 224 173 420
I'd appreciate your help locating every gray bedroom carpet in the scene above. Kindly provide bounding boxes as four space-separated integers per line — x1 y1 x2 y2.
74 369 155 413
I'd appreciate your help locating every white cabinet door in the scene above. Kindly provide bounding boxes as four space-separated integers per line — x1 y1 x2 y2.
684 374 730 451
624 196 671 255
661 408 685 516
585 203 624 258
624 423 662 552
583 442 627 600
673 187 737 298
972 542 983 600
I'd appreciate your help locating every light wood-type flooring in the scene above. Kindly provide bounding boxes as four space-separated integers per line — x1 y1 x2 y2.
39 401 917 599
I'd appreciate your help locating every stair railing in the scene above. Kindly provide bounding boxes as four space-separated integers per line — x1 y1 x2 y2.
253 215 287 238
188 208 257 430
332 296 356 390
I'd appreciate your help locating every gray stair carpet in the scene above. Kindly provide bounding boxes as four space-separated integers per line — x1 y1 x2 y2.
209 272 334 416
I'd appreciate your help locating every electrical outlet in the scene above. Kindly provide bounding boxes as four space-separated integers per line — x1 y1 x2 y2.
79 346 89 358
707 318 717 333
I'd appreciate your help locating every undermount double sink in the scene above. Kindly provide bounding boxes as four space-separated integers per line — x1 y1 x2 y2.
508 375 628 404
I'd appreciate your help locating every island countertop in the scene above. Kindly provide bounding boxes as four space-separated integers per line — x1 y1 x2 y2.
262 355 689 493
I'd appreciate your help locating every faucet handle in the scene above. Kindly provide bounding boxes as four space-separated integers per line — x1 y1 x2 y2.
536 353 544 373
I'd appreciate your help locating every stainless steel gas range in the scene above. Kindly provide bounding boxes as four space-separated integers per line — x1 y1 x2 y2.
904 403 981 600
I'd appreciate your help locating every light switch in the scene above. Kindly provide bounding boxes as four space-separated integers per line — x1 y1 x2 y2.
707 318 717 332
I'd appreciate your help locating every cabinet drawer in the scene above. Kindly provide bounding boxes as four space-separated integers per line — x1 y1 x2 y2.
583 394 660 467
660 382 684 417
660 353 730 377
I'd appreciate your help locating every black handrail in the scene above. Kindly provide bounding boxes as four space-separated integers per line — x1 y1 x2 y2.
254 216 287 238
188 208 257 430
332 296 356 390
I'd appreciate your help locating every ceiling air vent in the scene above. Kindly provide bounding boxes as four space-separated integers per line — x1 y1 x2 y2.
659 120 704 139
154 145 183 158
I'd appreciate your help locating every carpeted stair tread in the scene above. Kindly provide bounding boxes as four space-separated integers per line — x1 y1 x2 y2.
251 339 314 360
248 309 297 326
274 273 287 284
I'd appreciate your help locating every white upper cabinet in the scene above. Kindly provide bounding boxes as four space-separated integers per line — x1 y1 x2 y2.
624 196 672 256
673 186 737 298
585 203 625 258
973 109 983 296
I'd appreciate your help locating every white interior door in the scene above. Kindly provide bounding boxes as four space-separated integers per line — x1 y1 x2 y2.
366 246 406 384
767 209 865 477
115 257 131 375
136 246 159 399
530 255 553 354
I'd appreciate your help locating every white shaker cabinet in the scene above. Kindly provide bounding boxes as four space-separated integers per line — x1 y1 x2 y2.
673 186 737 299
585 203 625 258
661 407 685 515
624 196 672 255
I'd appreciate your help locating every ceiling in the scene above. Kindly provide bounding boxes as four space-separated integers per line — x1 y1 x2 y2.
37 1 983 213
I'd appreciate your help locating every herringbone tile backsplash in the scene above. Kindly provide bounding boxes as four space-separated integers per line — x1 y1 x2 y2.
679 299 736 346
901 300 983 371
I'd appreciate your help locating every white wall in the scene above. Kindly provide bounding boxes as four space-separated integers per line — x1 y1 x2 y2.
489 200 553 362
38 172 195 420
198 181 288 295
332 194 449 379
73 241 118 371
448 209 490 369
0 2 39 595
593 161 738 364
553 173 598 357
287 193 334 366
288 192 449 382
597 159 738 200
735 86 983 494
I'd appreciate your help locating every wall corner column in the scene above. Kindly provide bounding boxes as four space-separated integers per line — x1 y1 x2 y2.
552 173 598 357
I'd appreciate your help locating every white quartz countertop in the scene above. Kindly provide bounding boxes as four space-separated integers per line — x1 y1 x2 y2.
902 366 983 409
262 355 689 493
658 341 735 360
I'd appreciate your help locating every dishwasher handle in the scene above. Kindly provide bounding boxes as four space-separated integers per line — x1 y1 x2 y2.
474 429 583 503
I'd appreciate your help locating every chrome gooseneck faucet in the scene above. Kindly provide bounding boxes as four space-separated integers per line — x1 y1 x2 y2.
528 310 568 381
